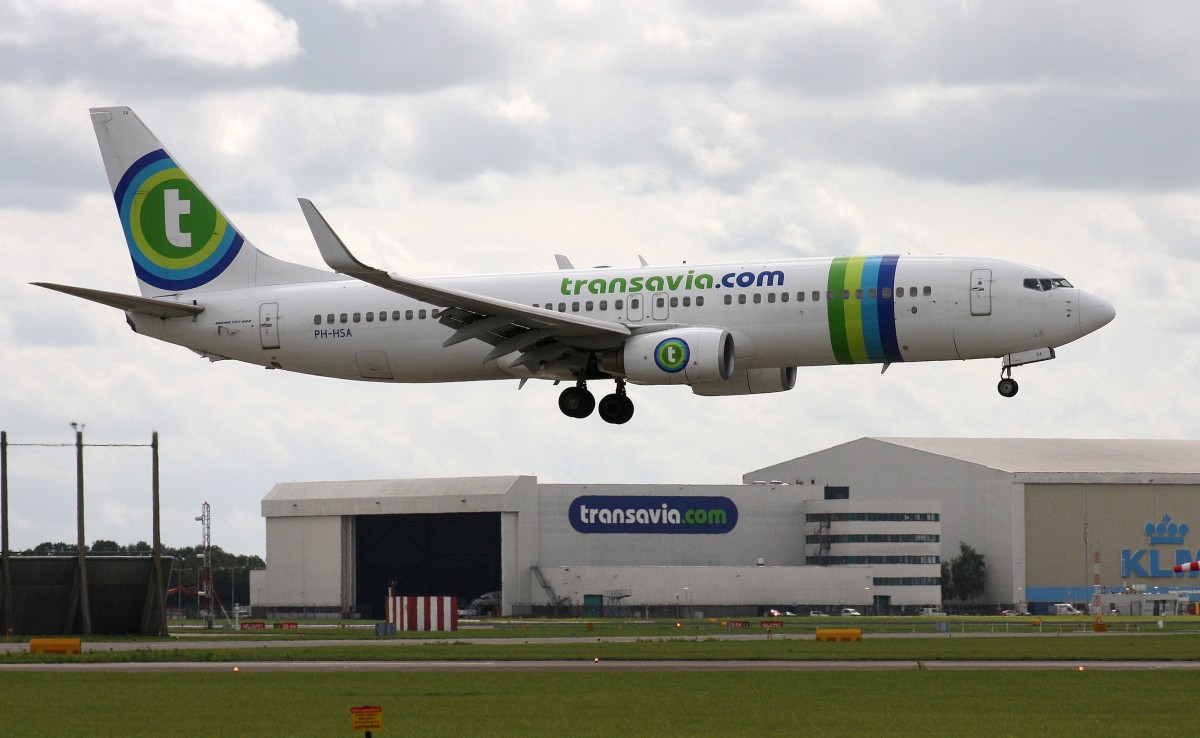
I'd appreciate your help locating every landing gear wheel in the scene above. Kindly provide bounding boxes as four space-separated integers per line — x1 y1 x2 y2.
997 377 1019 398
558 385 595 418
598 394 635 424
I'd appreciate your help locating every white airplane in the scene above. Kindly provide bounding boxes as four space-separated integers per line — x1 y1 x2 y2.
36 107 1115 424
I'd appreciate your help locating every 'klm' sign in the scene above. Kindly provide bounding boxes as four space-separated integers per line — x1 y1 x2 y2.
1122 515 1198 578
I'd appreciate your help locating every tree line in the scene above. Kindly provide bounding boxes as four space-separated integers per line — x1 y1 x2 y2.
14 540 263 611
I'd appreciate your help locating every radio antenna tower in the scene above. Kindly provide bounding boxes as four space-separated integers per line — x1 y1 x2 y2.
197 501 213 629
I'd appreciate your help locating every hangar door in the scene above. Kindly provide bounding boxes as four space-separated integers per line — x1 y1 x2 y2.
355 512 501 619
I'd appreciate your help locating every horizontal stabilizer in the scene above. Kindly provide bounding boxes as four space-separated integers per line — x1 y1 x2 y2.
32 283 204 318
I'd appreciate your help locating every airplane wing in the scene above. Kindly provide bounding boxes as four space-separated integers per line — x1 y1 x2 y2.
298 199 631 369
33 282 204 319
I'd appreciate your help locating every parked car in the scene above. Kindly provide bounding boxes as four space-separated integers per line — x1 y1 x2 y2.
809 611 829 617
999 610 1021 616
468 590 502 615
840 608 862 617
1052 603 1083 616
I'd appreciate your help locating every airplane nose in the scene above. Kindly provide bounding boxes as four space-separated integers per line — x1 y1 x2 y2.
1078 290 1116 335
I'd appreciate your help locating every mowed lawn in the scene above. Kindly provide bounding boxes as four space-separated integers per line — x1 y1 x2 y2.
0 669 1192 737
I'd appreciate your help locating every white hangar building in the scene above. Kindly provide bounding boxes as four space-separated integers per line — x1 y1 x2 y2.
250 438 1200 618
748 437 1200 613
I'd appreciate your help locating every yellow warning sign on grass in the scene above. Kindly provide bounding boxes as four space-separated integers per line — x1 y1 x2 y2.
351 705 383 732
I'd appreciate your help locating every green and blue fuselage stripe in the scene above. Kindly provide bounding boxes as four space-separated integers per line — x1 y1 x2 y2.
826 255 903 364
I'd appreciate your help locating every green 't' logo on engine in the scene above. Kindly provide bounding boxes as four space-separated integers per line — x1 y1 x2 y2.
654 338 689 373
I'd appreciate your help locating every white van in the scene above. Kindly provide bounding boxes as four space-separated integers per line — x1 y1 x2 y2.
1052 603 1083 615
840 608 862 617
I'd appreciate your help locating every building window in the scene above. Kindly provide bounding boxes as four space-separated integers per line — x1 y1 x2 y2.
824 485 849 500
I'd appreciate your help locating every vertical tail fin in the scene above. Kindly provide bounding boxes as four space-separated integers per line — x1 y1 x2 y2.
90 107 334 296
90 107 256 296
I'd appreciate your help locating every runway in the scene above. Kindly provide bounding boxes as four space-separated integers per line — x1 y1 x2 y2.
1 659 1197 673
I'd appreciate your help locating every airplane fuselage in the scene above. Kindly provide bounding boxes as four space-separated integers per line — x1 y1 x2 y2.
130 254 1104 385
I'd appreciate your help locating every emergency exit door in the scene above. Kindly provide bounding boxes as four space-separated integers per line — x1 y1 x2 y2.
969 270 992 316
259 302 280 349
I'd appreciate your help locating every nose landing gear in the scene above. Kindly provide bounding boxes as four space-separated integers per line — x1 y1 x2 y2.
997 366 1019 398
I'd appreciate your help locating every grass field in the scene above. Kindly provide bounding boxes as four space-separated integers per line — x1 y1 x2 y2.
0 669 1194 737
3 619 1196 736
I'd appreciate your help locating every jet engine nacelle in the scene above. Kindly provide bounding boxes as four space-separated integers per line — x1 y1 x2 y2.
601 327 735 385
691 367 797 396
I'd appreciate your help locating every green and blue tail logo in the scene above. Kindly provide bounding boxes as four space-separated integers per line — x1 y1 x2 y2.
114 149 243 290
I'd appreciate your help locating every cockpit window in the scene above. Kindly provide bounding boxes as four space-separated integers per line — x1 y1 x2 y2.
1024 277 1074 291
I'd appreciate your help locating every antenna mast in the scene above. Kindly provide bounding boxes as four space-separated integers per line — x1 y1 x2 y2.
198 501 212 629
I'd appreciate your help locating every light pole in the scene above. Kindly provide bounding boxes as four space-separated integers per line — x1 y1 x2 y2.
70 423 92 635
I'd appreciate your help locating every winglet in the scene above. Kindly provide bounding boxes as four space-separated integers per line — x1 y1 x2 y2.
298 198 375 276
554 254 574 270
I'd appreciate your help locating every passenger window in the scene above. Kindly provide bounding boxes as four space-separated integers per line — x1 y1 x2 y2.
352 313 361 323
696 296 704 306
842 290 850 300
432 309 440 318
780 292 788 303
855 289 862 300
392 311 401 321
615 299 624 310
419 309 427 319
682 296 691 307
670 297 678 308
572 302 580 312
868 288 877 299
881 287 891 299
753 294 762 304
378 311 387 322
405 310 414 320
585 301 594 311
631 298 641 309
656 297 665 308
896 287 905 298
314 314 322 325
558 303 566 312
923 286 932 296
812 291 820 302
724 294 732 305
796 292 804 302
738 294 747 305
599 300 608 310
365 312 374 322
327 314 335 324
339 313 348 324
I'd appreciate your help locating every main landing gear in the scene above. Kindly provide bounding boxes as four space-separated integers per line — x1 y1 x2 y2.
558 379 635 424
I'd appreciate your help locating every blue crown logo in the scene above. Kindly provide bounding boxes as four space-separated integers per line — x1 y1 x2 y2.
1145 514 1188 545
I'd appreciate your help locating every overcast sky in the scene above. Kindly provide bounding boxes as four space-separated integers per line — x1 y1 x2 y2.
2 1 1196 557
